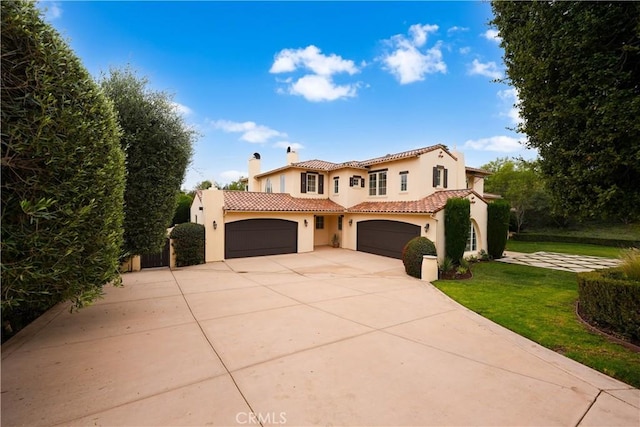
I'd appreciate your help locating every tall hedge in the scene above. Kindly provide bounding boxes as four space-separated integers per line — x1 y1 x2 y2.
101 68 196 256
487 200 511 259
444 198 471 263
1 1 125 334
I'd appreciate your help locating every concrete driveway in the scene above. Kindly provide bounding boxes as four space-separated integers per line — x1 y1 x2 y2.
2 247 638 426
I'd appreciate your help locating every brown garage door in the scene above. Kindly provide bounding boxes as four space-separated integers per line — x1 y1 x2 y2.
357 220 420 259
225 219 298 259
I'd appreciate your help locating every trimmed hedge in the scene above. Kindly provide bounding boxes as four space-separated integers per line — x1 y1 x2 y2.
512 233 639 248
487 200 511 259
577 269 640 341
402 237 437 278
170 223 205 267
1 0 125 338
445 198 471 264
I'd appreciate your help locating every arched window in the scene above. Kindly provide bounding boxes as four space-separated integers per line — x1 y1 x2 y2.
465 222 477 252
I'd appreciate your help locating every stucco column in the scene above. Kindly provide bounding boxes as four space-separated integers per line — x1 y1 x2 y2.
421 255 438 282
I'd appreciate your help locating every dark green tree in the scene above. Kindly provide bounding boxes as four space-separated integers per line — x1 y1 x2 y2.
172 192 193 225
482 157 553 232
444 198 471 264
491 1 640 222
223 178 248 191
1 0 125 335
101 68 196 256
487 200 511 259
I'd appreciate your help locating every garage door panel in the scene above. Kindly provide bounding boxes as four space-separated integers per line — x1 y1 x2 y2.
357 220 420 259
225 219 297 259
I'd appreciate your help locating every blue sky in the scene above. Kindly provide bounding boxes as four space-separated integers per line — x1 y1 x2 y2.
40 1 535 190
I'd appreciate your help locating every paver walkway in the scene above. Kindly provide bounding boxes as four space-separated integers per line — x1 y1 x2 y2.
497 251 621 272
2 248 638 426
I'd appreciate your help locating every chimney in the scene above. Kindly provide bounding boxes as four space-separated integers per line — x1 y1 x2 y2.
248 152 261 192
286 146 299 165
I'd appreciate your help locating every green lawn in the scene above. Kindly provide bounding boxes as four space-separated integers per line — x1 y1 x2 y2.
433 262 640 388
506 240 623 258
526 222 640 241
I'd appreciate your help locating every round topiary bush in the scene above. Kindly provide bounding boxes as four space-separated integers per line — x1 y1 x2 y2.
402 236 437 279
170 223 205 267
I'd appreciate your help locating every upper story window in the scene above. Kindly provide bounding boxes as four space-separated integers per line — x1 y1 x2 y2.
280 174 286 192
300 172 324 194
333 177 339 194
265 178 273 193
369 170 387 196
432 166 448 188
307 174 317 192
400 171 408 192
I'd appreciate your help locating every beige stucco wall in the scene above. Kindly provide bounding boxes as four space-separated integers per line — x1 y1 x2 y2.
190 195 204 225
434 193 488 262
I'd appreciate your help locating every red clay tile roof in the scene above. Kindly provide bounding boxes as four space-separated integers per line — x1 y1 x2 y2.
256 144 453 177
348 189 482 214
224 191 345 212
361 144 454 166
465 166 492 176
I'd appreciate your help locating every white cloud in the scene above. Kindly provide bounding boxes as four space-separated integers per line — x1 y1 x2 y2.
498 87 523 125
468 59 503 79
270 45 358 76
289 74 357 102
274 141 304 150
171 102 192 116
483 29 502 43
380 24 446 84
459 46 471 55
219 170 247 183
42 1 62 20
463 136 526 152
409 23 439 47
211 120 286 143
270 45 360 102
447 26 469 35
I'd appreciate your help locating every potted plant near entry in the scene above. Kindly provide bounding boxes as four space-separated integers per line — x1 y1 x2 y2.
331 233 340 248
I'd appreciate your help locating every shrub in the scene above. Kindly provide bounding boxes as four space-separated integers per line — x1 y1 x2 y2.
439 257 455 274
172 192 193 225
1 1 125 339
487 200 511 259
620 248 640 281
170 223 205 267
445 198 471 264
402 237 437 278
577 269 640 341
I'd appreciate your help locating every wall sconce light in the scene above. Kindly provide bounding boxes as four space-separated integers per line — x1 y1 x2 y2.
349 219 353 226
424 223 430 232
213 220 217 230
304 219 308 227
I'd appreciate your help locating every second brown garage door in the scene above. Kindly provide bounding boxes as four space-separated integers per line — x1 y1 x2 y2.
357 220 421 259
225 219 298 259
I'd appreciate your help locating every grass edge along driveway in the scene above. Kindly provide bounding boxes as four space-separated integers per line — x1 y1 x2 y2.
433 261 640 388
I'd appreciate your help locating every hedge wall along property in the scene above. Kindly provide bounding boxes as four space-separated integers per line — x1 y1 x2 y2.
1 1 125 337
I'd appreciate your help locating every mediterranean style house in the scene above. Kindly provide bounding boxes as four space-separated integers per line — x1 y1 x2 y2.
192 144 492 263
